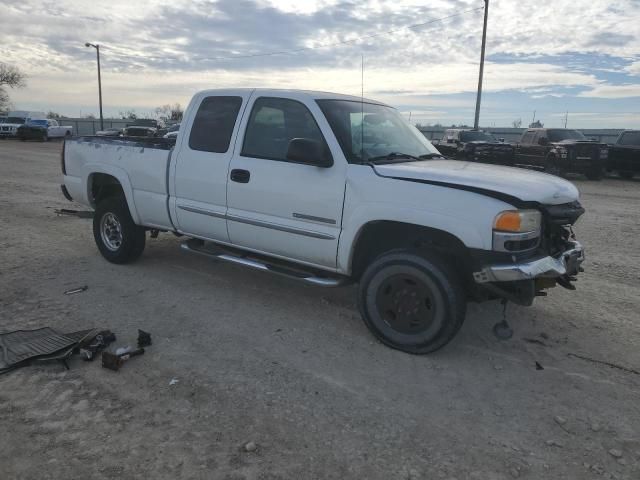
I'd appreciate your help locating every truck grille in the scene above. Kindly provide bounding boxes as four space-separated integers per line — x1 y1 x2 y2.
574 144 595 158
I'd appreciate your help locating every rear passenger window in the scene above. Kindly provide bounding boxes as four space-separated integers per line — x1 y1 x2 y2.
189 96 242 153
521 132 535 144
241 97 326 162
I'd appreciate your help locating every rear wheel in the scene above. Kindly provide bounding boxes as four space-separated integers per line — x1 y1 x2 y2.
619 170 634 179
41 132 48 142
93 196 146 264
358 250 466 354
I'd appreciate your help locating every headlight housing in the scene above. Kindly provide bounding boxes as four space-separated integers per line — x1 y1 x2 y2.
599 148 608 159
494 210 542 233
556 146 568 158
493 210 542 252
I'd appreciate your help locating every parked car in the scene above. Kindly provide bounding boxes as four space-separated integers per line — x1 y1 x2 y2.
96 127 123 137
123 125 157 137
514 128 607 180
16 119 73 141
163 123 180 139
0 110 46 138
61 88 585 354
435 129 514 165
606 130 640 179
0 116 7 124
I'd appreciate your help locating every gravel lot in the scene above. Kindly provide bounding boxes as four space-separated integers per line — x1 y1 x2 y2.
1 139 639 480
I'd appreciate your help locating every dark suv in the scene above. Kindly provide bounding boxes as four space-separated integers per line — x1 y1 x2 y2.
606 130 640 179
514 128 608 180
436 129 514 164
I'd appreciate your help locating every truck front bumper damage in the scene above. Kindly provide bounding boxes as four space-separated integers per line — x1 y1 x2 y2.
473 240 584 284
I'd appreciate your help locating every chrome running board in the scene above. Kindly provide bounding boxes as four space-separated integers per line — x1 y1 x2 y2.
180 239 349 287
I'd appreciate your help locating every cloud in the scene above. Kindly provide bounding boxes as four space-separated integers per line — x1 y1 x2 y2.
578 84 640 98
625 61 640 76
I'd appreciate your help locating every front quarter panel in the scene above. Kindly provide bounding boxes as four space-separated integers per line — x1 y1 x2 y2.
337 164 514 274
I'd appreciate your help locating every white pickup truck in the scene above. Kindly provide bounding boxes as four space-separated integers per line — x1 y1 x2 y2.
61 88 585 354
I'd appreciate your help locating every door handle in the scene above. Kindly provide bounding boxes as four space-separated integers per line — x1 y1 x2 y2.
230 169 250 183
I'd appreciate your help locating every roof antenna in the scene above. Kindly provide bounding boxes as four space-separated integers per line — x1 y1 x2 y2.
361 53 364 162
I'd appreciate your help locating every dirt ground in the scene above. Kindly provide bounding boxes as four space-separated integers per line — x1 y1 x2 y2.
0 139 638 480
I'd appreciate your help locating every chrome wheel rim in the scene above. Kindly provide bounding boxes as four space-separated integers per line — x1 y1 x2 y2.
100 212 123 251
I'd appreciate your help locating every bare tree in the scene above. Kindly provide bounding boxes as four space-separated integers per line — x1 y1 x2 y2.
47 111 63 119
511 118 522 128
0 63 26 113
529 120 544 128
119 110 138 120
155 103 183 122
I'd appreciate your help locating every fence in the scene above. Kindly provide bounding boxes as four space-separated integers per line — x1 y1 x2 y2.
60 118 132 136
418 127 624 144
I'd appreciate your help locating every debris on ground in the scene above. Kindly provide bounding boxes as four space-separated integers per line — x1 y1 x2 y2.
554 415 567 426
101 348 145 371
0 327 100 374
608 449 623 459
169 378 179 386
535 361 544 370
80 330 116 361
137 329 152 347
54 208 94 218
243 441 257 452
64 285 88 295
567 352 640 375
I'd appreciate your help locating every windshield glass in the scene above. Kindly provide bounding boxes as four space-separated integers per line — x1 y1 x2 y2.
7 117 25 124
618 131 640 146
548 129 586 142
316 100 440 163
28 120 48 126
460 131 496 142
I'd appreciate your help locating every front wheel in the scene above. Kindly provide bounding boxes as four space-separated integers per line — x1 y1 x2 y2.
358 251 466 354
544 156 563 177
93 196 146 264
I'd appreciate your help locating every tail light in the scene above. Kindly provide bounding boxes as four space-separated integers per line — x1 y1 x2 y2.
61 140 66 174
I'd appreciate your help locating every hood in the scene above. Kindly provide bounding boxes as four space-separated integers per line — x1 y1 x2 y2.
1 123 24 128
373 160 579 206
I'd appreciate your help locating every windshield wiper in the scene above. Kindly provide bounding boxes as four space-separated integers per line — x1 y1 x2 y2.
366 152 423 164
419 153 445 159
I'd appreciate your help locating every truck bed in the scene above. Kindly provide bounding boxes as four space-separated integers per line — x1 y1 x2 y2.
63 136 175 230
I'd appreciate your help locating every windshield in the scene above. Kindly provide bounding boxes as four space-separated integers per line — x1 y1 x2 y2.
316 100 440 163
7 117 25 124
618 131 640 146
28 120 48 126
460 131 496 142
548 129 586 142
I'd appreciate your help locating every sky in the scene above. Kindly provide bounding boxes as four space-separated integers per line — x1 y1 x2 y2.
1 0 639 128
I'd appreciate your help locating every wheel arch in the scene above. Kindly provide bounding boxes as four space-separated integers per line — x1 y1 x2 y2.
85 167 140 223
347 220 474 283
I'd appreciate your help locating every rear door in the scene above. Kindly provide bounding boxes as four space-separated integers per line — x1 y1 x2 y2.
226 94 347 269
171 91 250 242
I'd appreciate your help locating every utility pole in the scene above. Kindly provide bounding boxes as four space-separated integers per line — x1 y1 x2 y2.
473 0 489 130
85 42 104 130
564 111 568 128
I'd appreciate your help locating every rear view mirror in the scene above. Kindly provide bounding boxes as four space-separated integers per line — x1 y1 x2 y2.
286 138 333 168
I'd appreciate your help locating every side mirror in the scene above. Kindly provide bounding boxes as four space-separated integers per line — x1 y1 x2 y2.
499 138 505 143
538 137 549 146
286 138 333 167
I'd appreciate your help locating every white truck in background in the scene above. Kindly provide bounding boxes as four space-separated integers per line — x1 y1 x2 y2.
0 110 46 137
61 88 585 354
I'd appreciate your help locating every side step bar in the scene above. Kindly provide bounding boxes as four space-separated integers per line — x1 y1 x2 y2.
180 239 350 287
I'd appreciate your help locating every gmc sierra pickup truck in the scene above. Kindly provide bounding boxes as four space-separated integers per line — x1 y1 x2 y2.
61 89 585 354
514 128 608 180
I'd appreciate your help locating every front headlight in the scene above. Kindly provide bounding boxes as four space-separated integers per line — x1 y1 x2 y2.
557 147 568 158
599 148 608 159
494 210 542 233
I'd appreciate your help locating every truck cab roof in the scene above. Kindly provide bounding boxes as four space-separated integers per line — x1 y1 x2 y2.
193 88 388 106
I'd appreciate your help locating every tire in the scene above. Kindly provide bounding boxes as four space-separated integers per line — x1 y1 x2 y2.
93 196 146 264
619 170 634 179
585 166 604 181
358 250 466 354
41 132 48 142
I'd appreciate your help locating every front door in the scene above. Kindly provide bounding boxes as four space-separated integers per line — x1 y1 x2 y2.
226 95 346 269
172 91 250 241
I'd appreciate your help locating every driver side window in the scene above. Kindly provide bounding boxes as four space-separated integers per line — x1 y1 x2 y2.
241 97 326 163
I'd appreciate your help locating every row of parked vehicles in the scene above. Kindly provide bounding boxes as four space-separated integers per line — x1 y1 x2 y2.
0 111 73 140
433 127 640 180
96 121 180 139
